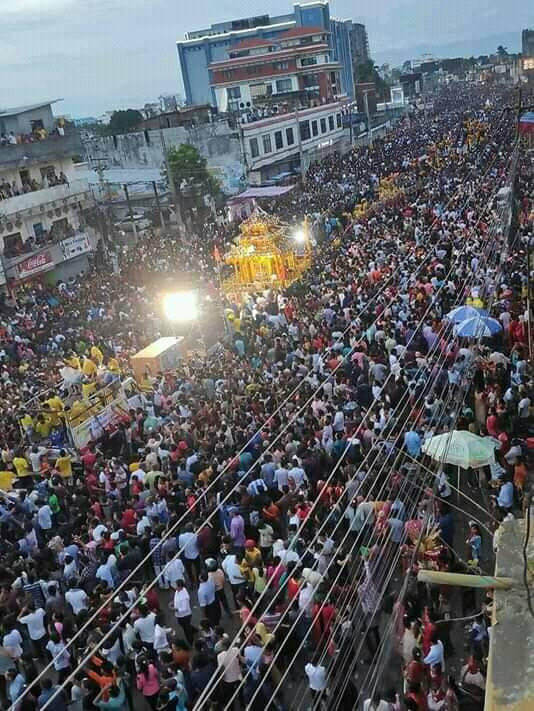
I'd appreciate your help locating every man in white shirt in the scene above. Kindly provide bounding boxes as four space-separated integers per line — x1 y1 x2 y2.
65 584 89 616
217 639 243 707
18 604 47 657
304 659 326 704
164 557 186 589
221 553 246 604
46 633 71 681
274 465 289 491
133 606 156 647
173 580 194 644
178 524 200 584
2 625 23 660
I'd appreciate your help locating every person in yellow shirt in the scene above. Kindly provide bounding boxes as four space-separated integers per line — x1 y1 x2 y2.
0 467 15 490
90 345 104 366
12 452 30 480
34 415 52 440
65 353 81 370
20 413 34 440
107 357 121 374
82 356 98 378
82 380 97 399
45 393 65 413
55 449 73 480
42 403 62 428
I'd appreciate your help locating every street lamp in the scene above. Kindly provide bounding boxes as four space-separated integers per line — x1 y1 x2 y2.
162 290 199 322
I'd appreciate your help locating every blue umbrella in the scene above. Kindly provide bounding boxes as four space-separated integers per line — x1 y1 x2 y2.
456 315 502 338
446 305 488 323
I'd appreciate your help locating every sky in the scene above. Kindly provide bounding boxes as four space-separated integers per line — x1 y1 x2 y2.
1 0 533 117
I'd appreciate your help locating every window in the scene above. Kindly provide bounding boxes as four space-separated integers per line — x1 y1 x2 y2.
227 86 241 99
301 56 318 66
274 61 289 70
275 78 292 93
39 165 55 180
250 137 259 158
299 120 311 141
33 222 44 238
250 83 267 98
262 134 272 154
144 130 150 145
336 113 342 128
223 70 234 79
320 118 327 133
286 127 295 145
311 120 318 137
274 130 283 150
328 115 335 131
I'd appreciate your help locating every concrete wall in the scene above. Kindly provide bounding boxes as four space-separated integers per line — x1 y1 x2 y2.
84 123 245 194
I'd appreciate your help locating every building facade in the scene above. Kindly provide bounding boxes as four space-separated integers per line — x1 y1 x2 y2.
0 101 99 288
240 101 348 185
207 24 349 185
177 1 356 105
523 28 534 81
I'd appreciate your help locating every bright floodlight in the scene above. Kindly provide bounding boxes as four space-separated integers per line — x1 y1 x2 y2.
293 230 307 244
162 291 199 322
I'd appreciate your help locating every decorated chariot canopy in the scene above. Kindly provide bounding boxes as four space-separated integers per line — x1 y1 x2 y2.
222 207 311 299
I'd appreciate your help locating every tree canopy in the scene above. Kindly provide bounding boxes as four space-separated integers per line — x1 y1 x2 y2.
166 143 219 195
108 109 143 134
354 59 389 97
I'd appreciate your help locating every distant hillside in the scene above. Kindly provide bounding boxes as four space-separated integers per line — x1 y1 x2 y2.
373 31 522 67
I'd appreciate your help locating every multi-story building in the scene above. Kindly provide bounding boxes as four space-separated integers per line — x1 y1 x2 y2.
0 100 99 288
177 1 355 106
523 28 534 81
210 27 342 112
348 21 370 83
208 26 349 184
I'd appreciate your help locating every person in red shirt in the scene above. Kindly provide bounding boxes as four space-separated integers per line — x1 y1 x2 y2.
286 566 302 604
406 681 428 711
120 504 137 532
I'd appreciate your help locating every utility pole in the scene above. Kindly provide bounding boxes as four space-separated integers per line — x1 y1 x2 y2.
159 126 181 230
89 157 112 261
295 107 305 181
152 180 165 229
123 184 138 242
363 90 373 148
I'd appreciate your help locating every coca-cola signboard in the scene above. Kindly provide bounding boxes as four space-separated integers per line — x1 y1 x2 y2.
17 251 54 279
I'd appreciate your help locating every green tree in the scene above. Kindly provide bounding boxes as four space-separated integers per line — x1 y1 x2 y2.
166 144 219 224
108 109 143 134
496 45 508 59
354 59 389 95
167 143 218 193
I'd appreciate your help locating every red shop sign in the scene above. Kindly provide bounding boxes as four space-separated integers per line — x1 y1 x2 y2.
17 251 54 279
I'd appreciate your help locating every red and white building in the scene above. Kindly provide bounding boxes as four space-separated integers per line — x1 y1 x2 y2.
209 26 350 184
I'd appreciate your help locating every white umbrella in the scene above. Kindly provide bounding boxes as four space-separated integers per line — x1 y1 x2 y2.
422 430 496 468
422 430 497 498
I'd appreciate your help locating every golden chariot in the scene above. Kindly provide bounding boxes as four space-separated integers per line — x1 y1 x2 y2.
222 209 311 300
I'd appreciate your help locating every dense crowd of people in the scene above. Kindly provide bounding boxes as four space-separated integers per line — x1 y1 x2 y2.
0 83 531 711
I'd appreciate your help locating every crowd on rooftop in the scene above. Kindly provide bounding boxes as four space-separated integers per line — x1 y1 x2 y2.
0 84 531 711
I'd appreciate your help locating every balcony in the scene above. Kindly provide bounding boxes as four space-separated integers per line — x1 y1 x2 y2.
0 178 92 218
0 130 83 168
